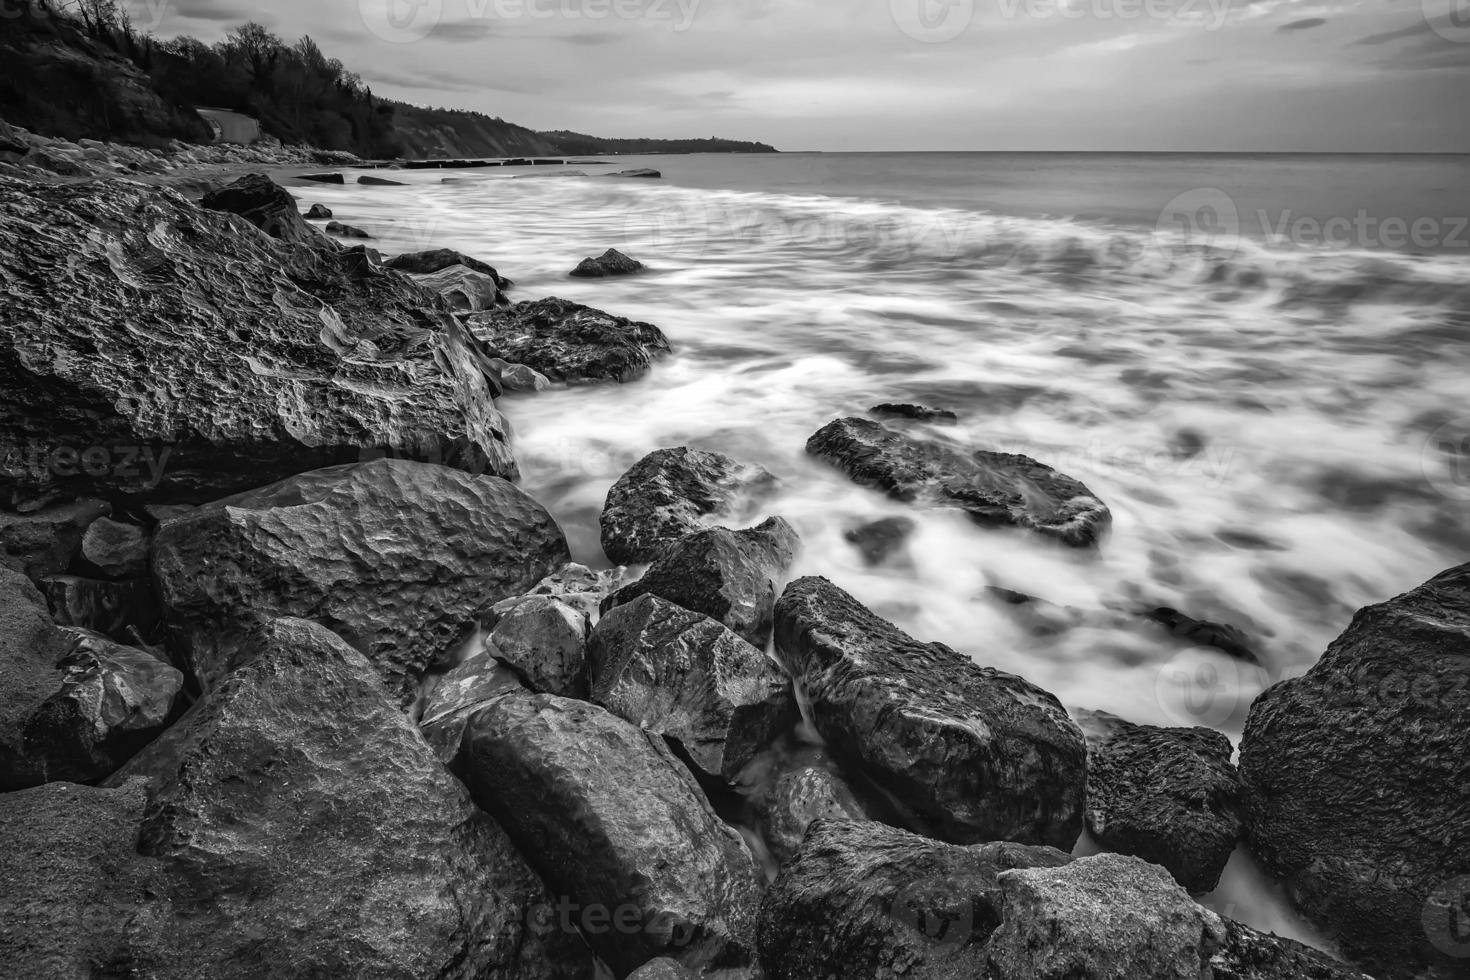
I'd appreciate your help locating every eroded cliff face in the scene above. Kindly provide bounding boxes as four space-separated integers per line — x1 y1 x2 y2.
389 103 563 159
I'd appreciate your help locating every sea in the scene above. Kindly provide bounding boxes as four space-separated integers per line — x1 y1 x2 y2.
313 151 1470 948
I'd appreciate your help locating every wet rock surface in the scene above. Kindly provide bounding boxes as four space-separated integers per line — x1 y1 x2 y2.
870 402 959 424
601 447 778 566
419 653 526 766
152 459 569 704
843 515 916 566
200 171 317 244
571 247 646 278
383 246 511 287
1142 605 1260 663
1076 709 1245 893
468 297 672 384
100 618 589 980
1211 919 1372 980
1239 562 1470 980
756 749 871 866
0 175 517 503
603 517 800 648
462 691 763 977
807 417 1111 547
487 594 591 698
589 594 796 782
774 576 1086 848
413 264 506 311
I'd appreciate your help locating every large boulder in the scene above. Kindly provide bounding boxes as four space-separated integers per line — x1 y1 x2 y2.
1076 709 1244 893
603 518 799 648
774 576 1086 848
200 172 317 244
468 297 672 384
984 854 1226 979
462 692 763 977
588 594 796 782
0 568 182 790
806 417 1110 547
600 448 778 565
152 459 569 705
486 594 591 698
96 618 589 979
756 819 1071 980
0 175 516 504
1239 562 1470 980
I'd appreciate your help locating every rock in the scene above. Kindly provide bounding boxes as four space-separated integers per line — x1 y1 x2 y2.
200 172 316 244
870 402 959 424
77 517 149 580
601 448 779 566
604 168 662 179
487 595 591 698
589 594 796 782
843 515 915 566
39 574 160 638
152 459 570 705
419 652 526 765
627 959 696 980
462 692 763 976
1239 562 1470 980
325 220 371 238
24 147 90 176
756 819 1072 980
297 171 345 183
524 561 630 622
984 854 1227 979
384 247 511 288
1211 919 1373 979
571 248 646 278
807 417 1111 548
499 362 553 392
0 175 517 503
0 118 27 155
1 568 182 790
413 263 504 311
1075 709 1244 893
303 202 332 219
603 518 800 648
468 297 672 385
757 750 870 865
103 618 590 979
0 499 109 579
357 174 406 185
1142 606 1259 663
774 576 1086 848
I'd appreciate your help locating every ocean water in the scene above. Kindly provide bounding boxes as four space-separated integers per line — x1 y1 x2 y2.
311 152 1469 947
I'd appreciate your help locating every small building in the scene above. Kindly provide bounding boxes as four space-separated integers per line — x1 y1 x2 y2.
193 107 261 145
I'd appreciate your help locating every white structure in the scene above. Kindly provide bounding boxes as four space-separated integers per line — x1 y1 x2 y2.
194 107 261 145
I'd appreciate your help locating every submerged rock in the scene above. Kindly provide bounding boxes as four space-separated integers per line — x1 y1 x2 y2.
200 172 316 244
152 459 569 705
1076 709 1244 893
462 692 763 976
807 417 1110 547
1142 606 1259 663
357 174 406 185
298 171 345 183
774 576 1086 848
843 515 916 566
571 248 646 278
603 517 800 648
486 594 590 698
0 175 517 503
0 568 181 790
601 447 778 566
756 820 1071 980
589 594 796 782
870 402 959 424
604 168 662 179
1239 562 1470 980
101 618 588 979
468 297 672 384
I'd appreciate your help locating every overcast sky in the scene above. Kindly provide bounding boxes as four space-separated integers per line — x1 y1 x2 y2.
146 0 1470 151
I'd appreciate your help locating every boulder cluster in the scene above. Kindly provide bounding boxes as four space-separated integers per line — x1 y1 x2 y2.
0 156 1464 980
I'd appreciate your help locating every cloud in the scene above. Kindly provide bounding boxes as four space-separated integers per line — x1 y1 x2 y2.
430 19 499 42
1355 19 1435 45
168 0 245 23
1277 17 1326 31
557 30 621 45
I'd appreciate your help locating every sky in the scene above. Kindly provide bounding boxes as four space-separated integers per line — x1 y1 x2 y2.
139 0 1470 151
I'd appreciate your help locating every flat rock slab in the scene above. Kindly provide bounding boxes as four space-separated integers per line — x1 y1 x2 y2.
603 518 799 649
0 175 516 503
98 618 587 980
462 692 762 977
589 594 796 782
1077 709 1244 893
152 459 569 705
806 417 1110 547
601 447 778 566
1239 562 1470 980
774 576 1086 848
468 297 672 384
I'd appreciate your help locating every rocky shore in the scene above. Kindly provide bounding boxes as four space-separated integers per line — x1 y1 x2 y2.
0 136 1465 980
